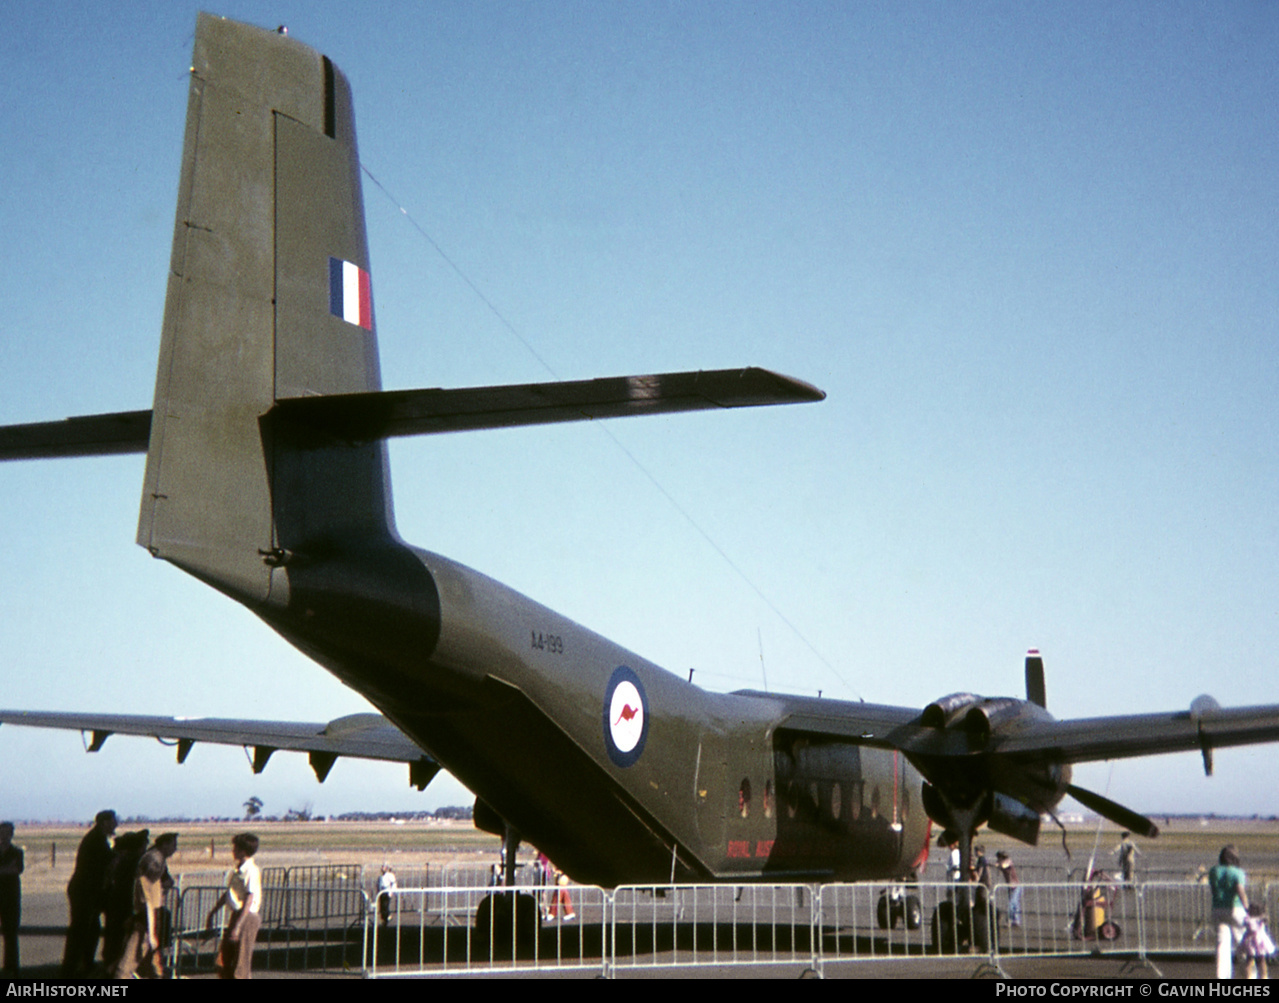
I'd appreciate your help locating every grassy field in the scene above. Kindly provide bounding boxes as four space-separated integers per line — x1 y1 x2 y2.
9 816 1279 896
13 819 502 895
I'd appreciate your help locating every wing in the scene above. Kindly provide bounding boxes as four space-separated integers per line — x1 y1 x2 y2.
0 709 440 789
755 686 1279 765
743 687 1279 841
991 700 1279 764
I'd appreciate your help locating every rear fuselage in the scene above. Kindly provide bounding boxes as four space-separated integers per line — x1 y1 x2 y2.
252 539 929 887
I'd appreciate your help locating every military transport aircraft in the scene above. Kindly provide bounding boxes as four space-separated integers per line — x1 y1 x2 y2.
3 14 1279 887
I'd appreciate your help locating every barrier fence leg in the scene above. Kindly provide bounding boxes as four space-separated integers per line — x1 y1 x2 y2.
601 890 613 979
809 884 823 979
1118 884 1162 978
973 888 1007 979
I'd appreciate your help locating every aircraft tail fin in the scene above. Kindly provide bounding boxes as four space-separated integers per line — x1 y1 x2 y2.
1025 649 1047 709
0 15 827 608
137 14 391 604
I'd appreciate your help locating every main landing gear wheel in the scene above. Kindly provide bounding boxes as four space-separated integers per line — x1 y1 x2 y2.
474 892 541 960
876 890 923 931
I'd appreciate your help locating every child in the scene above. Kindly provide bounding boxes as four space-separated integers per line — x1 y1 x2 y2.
1240 904 1275 980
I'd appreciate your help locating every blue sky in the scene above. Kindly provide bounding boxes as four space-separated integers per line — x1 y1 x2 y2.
1 2 1277 825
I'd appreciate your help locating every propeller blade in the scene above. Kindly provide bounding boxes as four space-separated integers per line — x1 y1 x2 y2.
1066 783 1159 838
1025 648 1047 708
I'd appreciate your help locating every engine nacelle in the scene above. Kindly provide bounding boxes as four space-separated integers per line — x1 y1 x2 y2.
986 791 1042 845
922 780 1051 848
917 690 1068 845
961 697 1039 750
921 780 984 833
920 692 983 729
923 692 1055 750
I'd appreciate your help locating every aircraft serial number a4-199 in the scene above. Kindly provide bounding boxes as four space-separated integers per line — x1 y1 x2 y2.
3 14 1278 888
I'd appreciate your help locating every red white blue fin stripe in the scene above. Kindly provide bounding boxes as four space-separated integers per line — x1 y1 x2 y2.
329 257 372 331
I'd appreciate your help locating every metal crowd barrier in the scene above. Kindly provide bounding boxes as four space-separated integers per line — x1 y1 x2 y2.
367 884 608 977
1135 882 1213 957
368 878 1279 978
153 866 1278 978
169 865 370 975
819 881 966 964
609 884 818 976
985 879 1137 960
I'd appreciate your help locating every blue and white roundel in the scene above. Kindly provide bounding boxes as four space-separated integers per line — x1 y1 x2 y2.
603 665 649 768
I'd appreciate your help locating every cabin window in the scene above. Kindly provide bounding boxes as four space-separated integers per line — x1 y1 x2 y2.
738 777 752 818
786 781 799 819
830 782 842 820
850 781 862 821
764 780 774 819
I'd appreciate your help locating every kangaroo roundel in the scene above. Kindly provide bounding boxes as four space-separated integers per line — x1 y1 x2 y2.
603 666 649 767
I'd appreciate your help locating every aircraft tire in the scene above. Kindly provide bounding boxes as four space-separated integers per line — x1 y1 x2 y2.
905 895 923 931
971 905 990 953
876 894 893 930
931 901 956 954
474 891 541 960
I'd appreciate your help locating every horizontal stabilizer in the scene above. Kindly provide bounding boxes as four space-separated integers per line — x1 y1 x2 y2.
0 410 151 460
272 367 825 440
0 368 823 461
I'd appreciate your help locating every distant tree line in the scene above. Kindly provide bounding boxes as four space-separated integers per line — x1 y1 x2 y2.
114 805 474 824
333 806 473 822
